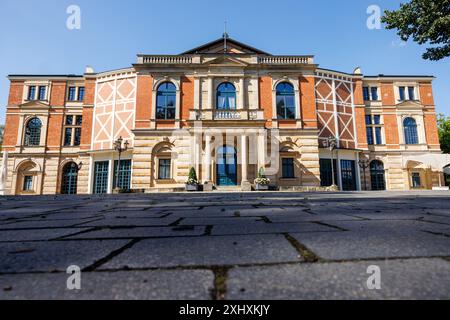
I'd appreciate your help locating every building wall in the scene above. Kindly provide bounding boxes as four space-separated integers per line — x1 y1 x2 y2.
1 50 443 195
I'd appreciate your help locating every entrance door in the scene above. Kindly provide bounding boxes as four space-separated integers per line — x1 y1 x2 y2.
370 160 386 191
216 146 237 186
340 160 357 191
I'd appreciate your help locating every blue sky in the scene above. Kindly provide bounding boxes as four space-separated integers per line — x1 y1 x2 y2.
0 0 449 124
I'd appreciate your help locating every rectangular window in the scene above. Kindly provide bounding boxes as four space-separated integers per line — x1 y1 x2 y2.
77 87 85 101
363 87 370 101
64 128 72 146
28 86 36 100
158 159 171 180
373 115 381 125
282 158 295 178
412 172 421 188
66 115 74 125
319 159 338 187
93 161 109 194
63 115 82 146
68 87 76 101
408 87 415 100
113 160 132 190
365 115 372 125
370 87 378 101
375 127 382 145
23 176 33 191
74 128 81 146
399 87 406 101
340 160 357 191
366 127 374 145
38 86 46 100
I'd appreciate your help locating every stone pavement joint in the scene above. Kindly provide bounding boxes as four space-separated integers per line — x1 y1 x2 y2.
284 233 320 263
83 239 140 272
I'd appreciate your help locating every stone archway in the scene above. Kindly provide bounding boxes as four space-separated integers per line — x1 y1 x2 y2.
14 160 42 195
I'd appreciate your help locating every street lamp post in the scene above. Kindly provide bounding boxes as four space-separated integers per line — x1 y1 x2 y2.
325 136 338 189
358 157 370 191
114 136 129 193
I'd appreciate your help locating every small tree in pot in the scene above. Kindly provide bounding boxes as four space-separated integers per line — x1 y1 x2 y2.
186 167 199 191
254 167 270 191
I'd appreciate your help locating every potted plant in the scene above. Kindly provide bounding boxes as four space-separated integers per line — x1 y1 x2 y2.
254 167 270 191
185 167 199 191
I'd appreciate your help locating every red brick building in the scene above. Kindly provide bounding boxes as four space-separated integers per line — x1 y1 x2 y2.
0 37 445 195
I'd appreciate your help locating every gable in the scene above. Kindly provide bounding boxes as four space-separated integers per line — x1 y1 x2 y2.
182 37 270 55
203 56 249 67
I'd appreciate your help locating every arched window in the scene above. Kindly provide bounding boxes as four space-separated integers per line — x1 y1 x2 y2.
24 117 42 146
370 160 385 191
156 82 176 120
276 82 295 119
216 82 236 110
404 117 419 145
61 162 78 194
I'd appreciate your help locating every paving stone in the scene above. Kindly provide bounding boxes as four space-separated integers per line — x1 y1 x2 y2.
64 226 206 239
0 228 90 242
0 269 213 300
0 240 129 273
0 218 102 229
211 222 338 236
227 258 450 300
74 217 180 227
265 213 361 223
290 230 450 260
100 235 302 269
180 217 265 225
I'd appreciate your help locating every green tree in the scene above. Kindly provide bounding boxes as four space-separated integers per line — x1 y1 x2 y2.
382 0 450 61
438 114 450 153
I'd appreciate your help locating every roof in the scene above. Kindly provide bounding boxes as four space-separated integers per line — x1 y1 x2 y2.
181 36 270 55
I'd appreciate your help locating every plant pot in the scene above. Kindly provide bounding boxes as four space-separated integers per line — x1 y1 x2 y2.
255 183 269 191
185 184 198 192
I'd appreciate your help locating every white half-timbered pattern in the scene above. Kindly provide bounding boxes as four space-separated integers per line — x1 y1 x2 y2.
92 70 136 151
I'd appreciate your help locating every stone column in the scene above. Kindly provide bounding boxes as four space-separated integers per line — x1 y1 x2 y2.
241 134 252 191
203 134 213 191
207 77 214 109
239 78 245 110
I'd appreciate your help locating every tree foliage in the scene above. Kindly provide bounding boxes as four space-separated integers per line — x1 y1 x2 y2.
382 0 450 60
437 114 450 153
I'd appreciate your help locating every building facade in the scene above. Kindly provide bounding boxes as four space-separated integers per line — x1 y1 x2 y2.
0 37 445 195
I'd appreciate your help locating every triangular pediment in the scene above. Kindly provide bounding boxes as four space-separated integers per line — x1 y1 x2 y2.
396 100 423 108
203 56 249 67
20 100 50 108
182 37 270 55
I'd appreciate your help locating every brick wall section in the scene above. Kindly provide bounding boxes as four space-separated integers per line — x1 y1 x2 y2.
419 82 439 149
259 76 273 128
381 82 395 105
46 110 64 148
135 75 153 128
353 79 368 149
419 82 435 106
424 112 440 149
299 75 317 129
381 82 400 149
49 81 67 106
8 81 24 105
3 81 24 150
181 76 194 122
80 78 95 150
2 112 20 151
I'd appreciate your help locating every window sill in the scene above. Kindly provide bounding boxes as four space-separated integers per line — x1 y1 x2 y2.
280 177 297 180
155 179 176 184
